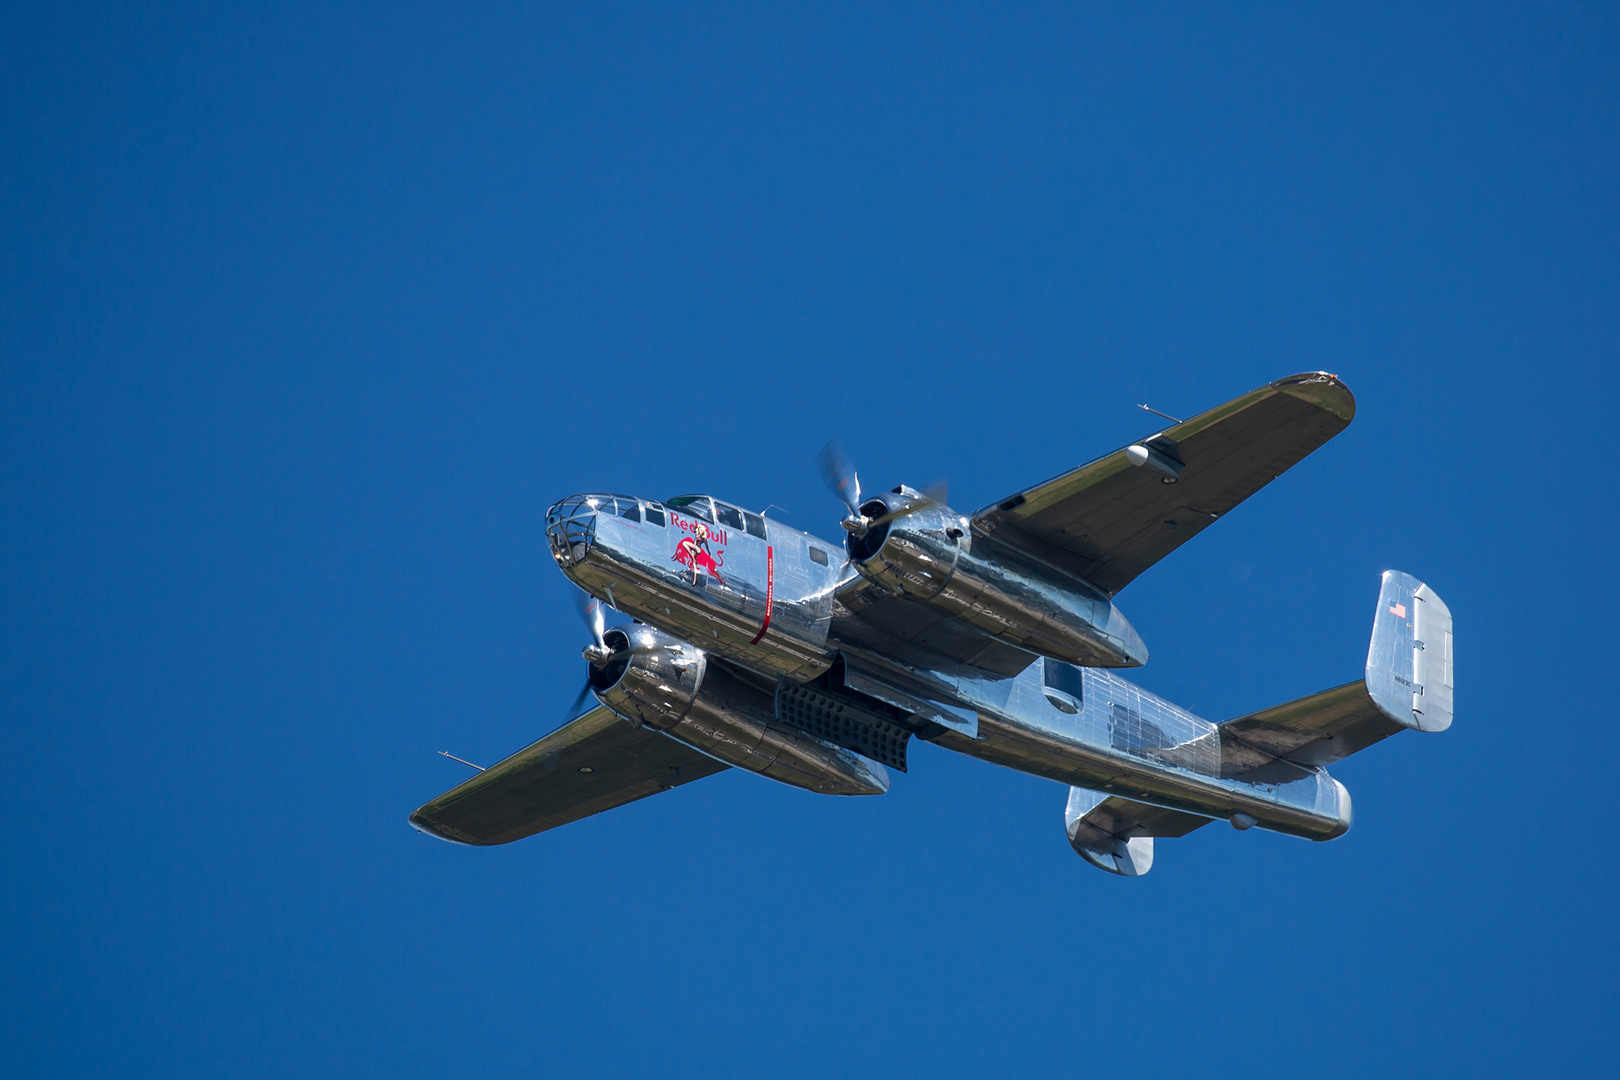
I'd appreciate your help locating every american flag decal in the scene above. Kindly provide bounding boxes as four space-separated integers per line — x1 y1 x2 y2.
1390 603 1407 619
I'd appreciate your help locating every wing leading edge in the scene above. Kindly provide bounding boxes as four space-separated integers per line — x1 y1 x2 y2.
410 704 729 846
972 372 1355 597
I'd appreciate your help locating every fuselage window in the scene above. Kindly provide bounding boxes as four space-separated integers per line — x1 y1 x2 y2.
644 504 666 527
666 495 714 524
715 503 744 531
1042 658 1084 714
743 512 767 540
808 546 829 566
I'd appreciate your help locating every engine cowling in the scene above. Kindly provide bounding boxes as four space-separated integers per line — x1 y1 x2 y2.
846 490 1148 668
591 624 890 797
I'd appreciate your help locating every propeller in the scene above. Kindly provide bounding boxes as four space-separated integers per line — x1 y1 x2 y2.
575 589 609 663
817 442 862 518
564 588 668 719
558 589 612 720
818 442 949 539
562 676 595 721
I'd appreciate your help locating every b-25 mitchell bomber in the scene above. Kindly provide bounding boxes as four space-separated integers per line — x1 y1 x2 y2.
411 373 1453 875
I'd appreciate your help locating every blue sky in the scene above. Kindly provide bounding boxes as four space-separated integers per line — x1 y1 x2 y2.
3 3 1616 1076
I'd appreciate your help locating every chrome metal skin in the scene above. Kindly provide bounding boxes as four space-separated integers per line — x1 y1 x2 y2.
545 487 1381 840
842 487 1149 668
414 373 1453 873
1367 570 1454 734
894 658 1354 840
546 493 835 681
585 623 706 730
591 622 889 797
1065 788 1157 876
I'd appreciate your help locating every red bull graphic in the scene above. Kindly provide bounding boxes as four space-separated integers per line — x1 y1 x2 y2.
670 515 725 584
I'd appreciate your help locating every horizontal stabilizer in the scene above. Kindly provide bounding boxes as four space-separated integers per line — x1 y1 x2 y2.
1217 570 1454 782
1065 786 1213 876
410 704 729 846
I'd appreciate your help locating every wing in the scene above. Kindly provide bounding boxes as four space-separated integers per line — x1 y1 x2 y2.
971 372 1355 596
1065 786 1213 876
410 703 729 846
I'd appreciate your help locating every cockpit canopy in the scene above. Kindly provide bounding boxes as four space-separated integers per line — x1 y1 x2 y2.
547 493 772 540
549 492 645 523
665 495 769 540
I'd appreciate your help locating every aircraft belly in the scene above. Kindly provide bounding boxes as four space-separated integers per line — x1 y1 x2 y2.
928 667 1349 840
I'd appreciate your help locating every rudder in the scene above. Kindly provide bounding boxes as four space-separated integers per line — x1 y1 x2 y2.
1366 570 1454 733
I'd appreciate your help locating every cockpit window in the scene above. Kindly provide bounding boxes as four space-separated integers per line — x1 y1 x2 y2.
617 499 640 522
665 495 714 523
644 503 666 527
715 503 744 530
743 511 766 540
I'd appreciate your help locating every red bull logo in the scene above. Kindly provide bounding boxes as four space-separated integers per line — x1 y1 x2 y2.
670 513 725 584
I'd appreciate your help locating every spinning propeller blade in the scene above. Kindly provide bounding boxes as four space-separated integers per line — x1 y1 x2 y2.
817 442 862 517
572 587 659 668
563 677 594 720
819 444 949 539
574 589 607 652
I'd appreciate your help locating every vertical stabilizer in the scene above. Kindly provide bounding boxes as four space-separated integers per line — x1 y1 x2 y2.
1365 571 1454 733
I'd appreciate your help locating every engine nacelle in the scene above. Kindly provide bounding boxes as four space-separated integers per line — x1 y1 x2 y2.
846 491 1148 668
591 624 890 797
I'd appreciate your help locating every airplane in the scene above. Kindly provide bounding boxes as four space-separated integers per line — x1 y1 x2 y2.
410 372 1453 876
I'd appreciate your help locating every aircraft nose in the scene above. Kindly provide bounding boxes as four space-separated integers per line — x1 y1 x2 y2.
546 495 602 568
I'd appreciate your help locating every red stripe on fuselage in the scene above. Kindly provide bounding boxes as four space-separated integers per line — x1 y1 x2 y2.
749 545 774 644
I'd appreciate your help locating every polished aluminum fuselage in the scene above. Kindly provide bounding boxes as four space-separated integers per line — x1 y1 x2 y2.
546 492 1349 840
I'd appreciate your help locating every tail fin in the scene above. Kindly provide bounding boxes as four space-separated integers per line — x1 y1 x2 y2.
1215 570 1454 777
1365 570 1454 734
1060 571 1454 871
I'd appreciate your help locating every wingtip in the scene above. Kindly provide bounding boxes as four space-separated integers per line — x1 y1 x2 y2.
408 808 487 846
1273 371 1356 422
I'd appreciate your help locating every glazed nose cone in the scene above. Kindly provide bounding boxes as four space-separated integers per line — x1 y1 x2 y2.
545 494 603 568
